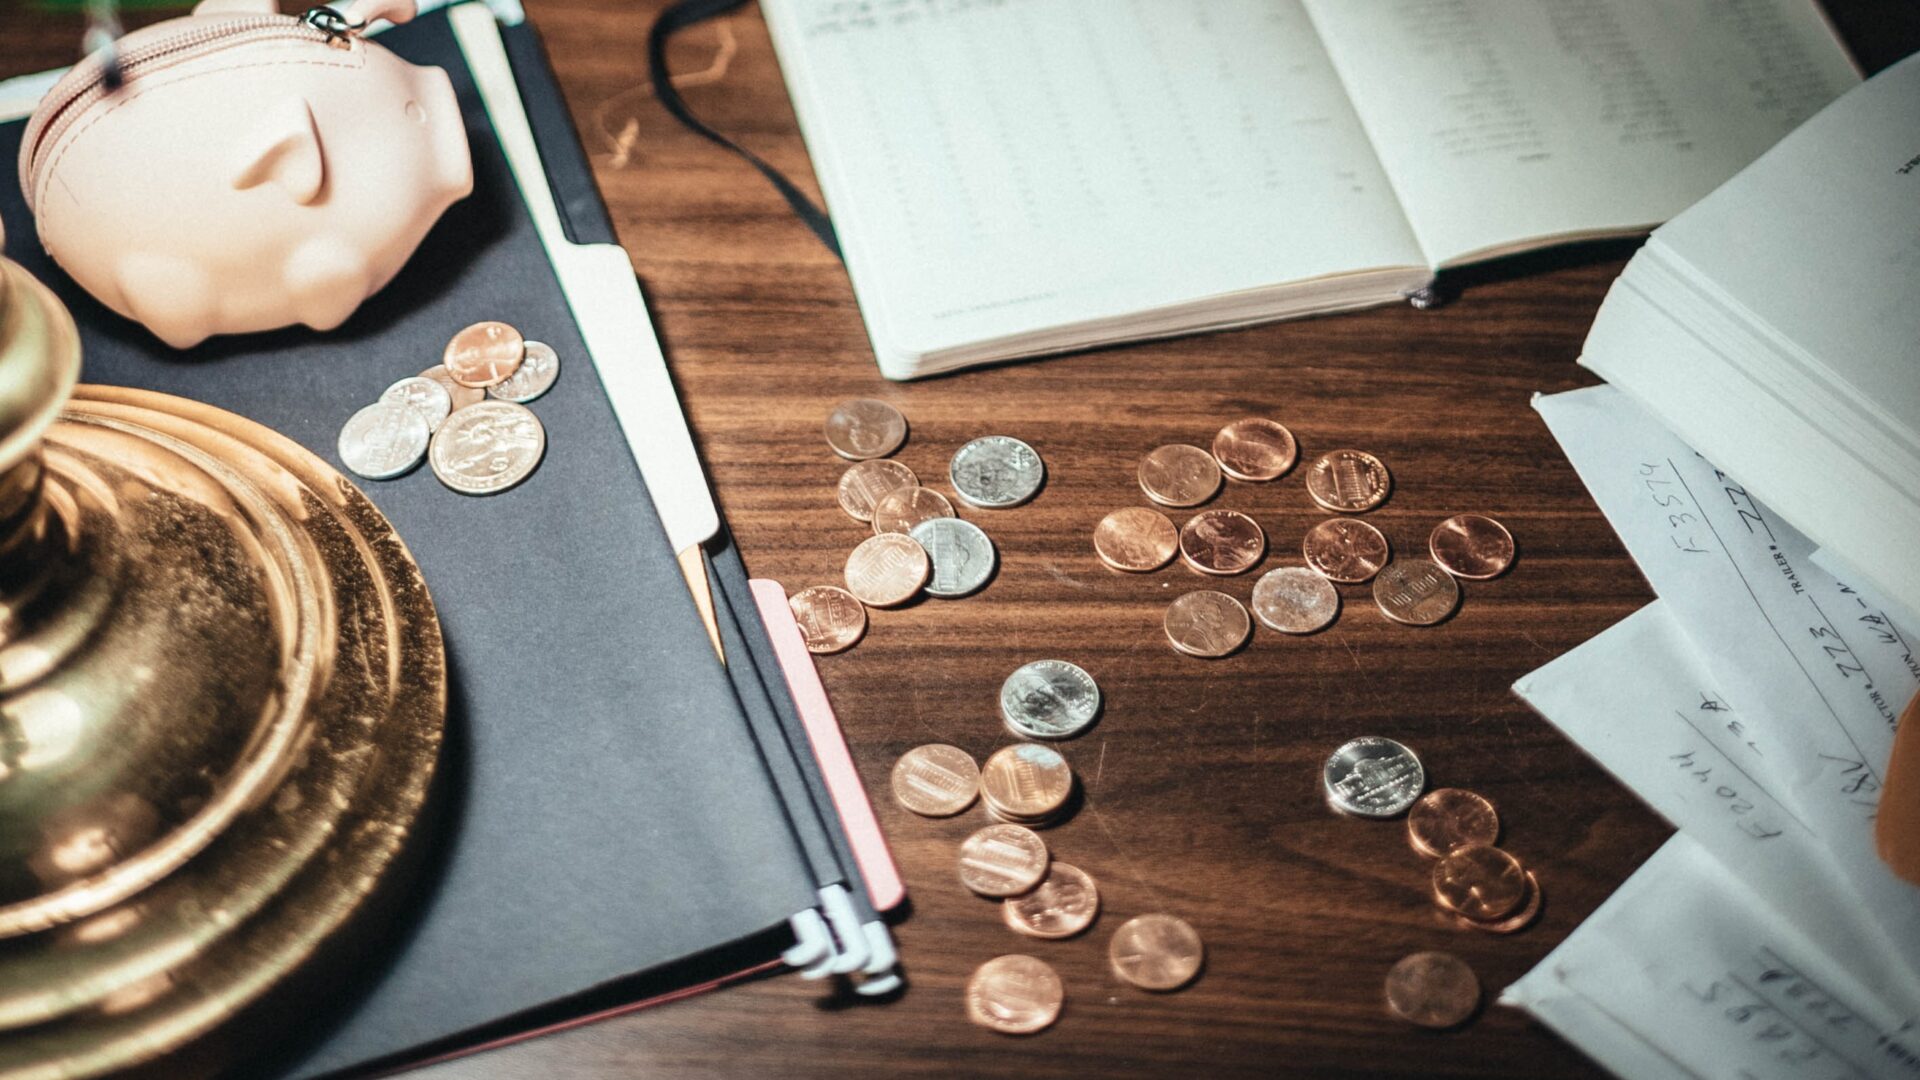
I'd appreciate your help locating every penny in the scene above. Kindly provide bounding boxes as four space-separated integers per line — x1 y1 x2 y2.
1003 862 1100 940
1406 788 1501 859
1322 736 1425 818
1163 590 1252 659
1302 517 1391 584
949 435 1045 508
443 320 525 388
844 533 931 607
872 485 956 536
1429 514 1516 580
380 375 453 433
824 399 908 460
1178 509 1266 576
428 401 546 496
1138 444 1221 508
1451 870 1542 934
836 459 919 522
1109 914 1204 992
1430 845 1529 921
1250 566 1340 634
1093 507 1179 572
337 401 429 480
966 955 1064 1036
957 823 1050 898
1384 951 1480 1029
910 517 997 598
788 585 868 654
1304 449 1391 513
999 660 1101 740
487 339 562 403
1211 418 1297 482
418 364 485 412
889 744 979 817
1372 559 1460 626
979 743 1075 822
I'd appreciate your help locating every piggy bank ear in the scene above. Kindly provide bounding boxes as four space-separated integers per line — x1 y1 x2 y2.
341 0 418 25
231 98 325 206
192 0 277 15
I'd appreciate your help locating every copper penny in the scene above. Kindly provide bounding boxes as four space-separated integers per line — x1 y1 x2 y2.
1138 444 1222 508
957 824 1050 898
836 460 917 522
1372 559 1460 626
1178 509 1265 576
889 744 979 817
1429 514 1516 580
1108 913 1205 991
418 365 486 412
1430 845 1528 921
1211 418 1297 481
1250 566 1340 634
844 533 930 607
824 399 908 460
1302 517 1390 584
966 955 1064 1035
1451 870 1542 934
1093 507 1179 572
788 585 868 655
871 485 955 536
1384 951 1480 1029
1304 449 1391 513
1003 862 1100 940
979 743 1075 822
1406 788 1500 858
443 321 526 388
1163 590 1252 659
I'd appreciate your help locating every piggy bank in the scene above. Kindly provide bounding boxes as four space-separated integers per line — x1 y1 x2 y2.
17 0 473 348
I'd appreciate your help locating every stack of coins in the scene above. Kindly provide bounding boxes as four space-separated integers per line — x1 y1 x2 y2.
1409 788 1543 934
979 744 1076 827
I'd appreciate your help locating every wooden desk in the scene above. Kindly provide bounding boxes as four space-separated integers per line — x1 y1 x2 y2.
6 3 1917 1077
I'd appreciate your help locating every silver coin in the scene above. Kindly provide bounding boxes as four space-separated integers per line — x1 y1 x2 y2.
909 517 997 598
488 340 561 404
1322 736 1425 819
999 659 1100 740
380 375 454 433
949 435 1044 509
1251 566 1340 634
337 400 430 480
428 401 547 496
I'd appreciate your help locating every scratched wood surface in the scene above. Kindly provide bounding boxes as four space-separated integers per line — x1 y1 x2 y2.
6 3 1918 1077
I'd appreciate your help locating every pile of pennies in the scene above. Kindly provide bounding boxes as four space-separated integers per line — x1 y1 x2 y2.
336 321 559 495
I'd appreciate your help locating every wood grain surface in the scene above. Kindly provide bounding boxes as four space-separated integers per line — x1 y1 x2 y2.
6 3 1918 1077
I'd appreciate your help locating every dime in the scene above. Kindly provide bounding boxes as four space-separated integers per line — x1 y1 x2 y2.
1430 845 1528 921
337 401 429 480
836 459 919 522
788 585 868 654
1003 862 1100 940
428 401 546 495
1429 514 1516 580
1384 951 1480 1029
488 339 561 403
1451 870 1541 934
966 955 1064 1036
823 399 908 460
1322 736 1425 818
1372 559 1460 626
844 533 931 607
1211 418 1297 482
910 517 997 598
890 744 979 817
999 660 1101 740
380 375 453 433
1178 509 1265 575
949 435 1045 508
1108 913 1204 992
1163 590 1251 659
957 824 1050 898
1406 789 1501 858
443 320 526 388
1093 507 1178 572
1301 517 1390 584
1304 449 1391 513
872 485 956 536
1250 566 1339 634
979 743 1075 823
418 364 486 412
1137 444 1221 508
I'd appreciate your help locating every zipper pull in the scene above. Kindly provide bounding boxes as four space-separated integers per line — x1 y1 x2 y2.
300 7 365 48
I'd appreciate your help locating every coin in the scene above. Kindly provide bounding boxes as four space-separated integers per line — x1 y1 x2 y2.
418 364 486 412
1430 845 1529 921
999 660 1101 740
979 743 1075 823
1178 509 1265 575
1304 449 1391 513
337 401 429 480
1211 419 1297 482
844 533 931 607
836 459 919 522
911 517 996 598
1372 559 1460 626
1250 566 1339 634
966 955 1064 1036
488 339 561 403
872 485 956 535
1302 517 1390 584
957 824 1050 898
1003 862 1100 940
949 435 1045 508
1163 590 1251 659
823 399 908 460
1108 913 1204 992
1137 444 1221 507
428 401 546 495
788 585 868 654
1384 951 1480 1029
1429 514 1515 580
1322 736 1425 818
443 320 526 387
1451 870 1541 934
1093 507 1178 572
380 375 453 433
890 744 980 817
1406 788 1501 858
